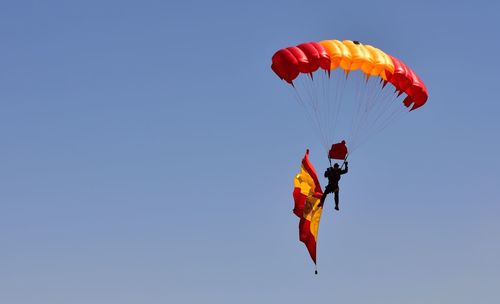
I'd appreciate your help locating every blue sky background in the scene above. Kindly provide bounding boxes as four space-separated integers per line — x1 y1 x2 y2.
1 1 499 303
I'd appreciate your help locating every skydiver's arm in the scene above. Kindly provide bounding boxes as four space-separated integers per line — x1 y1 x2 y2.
341 162 348 174
324 167 333 177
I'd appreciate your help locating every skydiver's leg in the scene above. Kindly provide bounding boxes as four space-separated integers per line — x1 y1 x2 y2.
334 188 339 211
319 191 328 207
319 186 331 207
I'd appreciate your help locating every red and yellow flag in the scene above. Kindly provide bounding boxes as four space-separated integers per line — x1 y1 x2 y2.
293 149 323 264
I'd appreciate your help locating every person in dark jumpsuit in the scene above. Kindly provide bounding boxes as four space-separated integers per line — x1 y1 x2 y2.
318 161 348 211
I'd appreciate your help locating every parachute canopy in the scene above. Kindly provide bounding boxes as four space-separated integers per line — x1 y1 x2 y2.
271 39 428 111
271 39 428 157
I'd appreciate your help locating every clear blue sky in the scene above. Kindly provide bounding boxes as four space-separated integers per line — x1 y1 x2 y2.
1 1 499 303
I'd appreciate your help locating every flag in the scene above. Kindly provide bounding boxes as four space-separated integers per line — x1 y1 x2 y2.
293 149 324 264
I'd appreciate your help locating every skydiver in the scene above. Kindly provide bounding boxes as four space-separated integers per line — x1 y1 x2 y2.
318 161 348 211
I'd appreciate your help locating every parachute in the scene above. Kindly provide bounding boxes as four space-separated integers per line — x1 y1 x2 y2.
271 39 428 158
273 39 428 270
